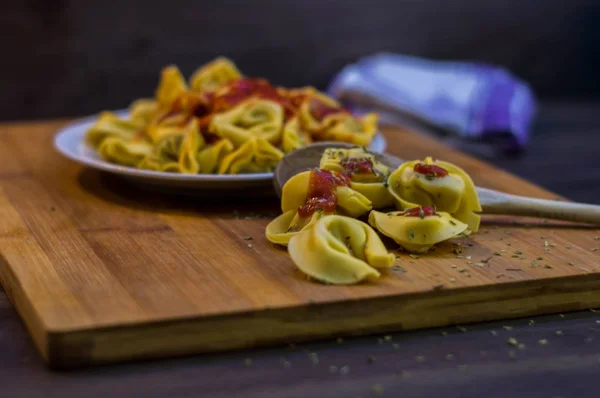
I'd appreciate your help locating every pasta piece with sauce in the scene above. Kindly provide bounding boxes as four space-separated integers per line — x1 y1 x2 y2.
387 157 482 232
209 98 284 147
369 206 468 253
189 57 242 93
288 215 395 284
266 169 372 245
320 147 393 208
298 93 345 133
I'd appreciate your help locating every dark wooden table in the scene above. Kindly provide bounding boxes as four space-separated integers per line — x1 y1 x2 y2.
2 102 600 397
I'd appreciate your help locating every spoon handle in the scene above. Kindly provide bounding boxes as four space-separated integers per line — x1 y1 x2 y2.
476 187 600 225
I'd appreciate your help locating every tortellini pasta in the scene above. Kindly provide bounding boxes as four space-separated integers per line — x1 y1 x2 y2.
209 98 284 147
218 137 283 174
155 65 188 106
98 137 153 167
281 118 312 154
369 207 468 253
266 168 372 246
86 112 144 149
320 147 393 208
197 139 234 174
86 57 380 175
189 57 242 93
388 157 482 232
288 215 395 284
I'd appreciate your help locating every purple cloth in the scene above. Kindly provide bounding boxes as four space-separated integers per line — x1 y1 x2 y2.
327 53 537 154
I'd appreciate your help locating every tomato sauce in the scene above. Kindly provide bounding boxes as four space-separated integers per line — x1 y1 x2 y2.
413 163 448 178
402 206 436 218
211 78 295 118
340 157 374 176
308 98 346 121
298 169 350 217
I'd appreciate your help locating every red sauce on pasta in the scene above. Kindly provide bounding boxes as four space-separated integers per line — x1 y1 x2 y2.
297 169 350 217
340 157 375 176
402 206 436 217
308 98 346 121
413 163 448 178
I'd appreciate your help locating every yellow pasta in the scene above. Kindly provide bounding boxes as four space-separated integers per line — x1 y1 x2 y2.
86 112 145 149
138 153 180 173
218 137 283 174
280 170 372 218
98 137 153 167
128 99 158 125
387 157 482 232
155 65 188 106
265 210 323 246
298 92 343 132
369 207 468 253
319 112 378 147
281 118 311 154
86 57 380 175
319 147 393 208
197 139 235 174
288 215 394 284
189 57 242 92
178 119 205 174
209 98 284 147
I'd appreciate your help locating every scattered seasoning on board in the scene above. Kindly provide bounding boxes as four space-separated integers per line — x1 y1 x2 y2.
555 330 563 336
244 358 253 367
308 352 319 364
339 365 350 376
538 339 548 345
508 350 517 359
415 355 426 363
529 320 535 326
490 330 497 336
446 354 455 360
409 254 419 259
457 326 468 332
503 326 513 331
328 365 337 373
393 343 399 350
247 244 253 248
507 337 518 346
243 236 253 240
384 335 392 342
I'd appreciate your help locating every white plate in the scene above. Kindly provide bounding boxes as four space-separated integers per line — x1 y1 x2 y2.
54 109 387 195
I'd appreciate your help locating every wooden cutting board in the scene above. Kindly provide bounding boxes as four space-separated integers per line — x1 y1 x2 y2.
0 120 599 369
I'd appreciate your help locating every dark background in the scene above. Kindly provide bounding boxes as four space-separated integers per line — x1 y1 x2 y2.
2 0 600 121
1 0 599 203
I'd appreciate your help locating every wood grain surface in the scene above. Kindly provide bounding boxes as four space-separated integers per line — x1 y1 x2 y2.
0 119 598 368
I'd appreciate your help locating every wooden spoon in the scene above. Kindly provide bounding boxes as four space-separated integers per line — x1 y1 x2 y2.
274 142 600 226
